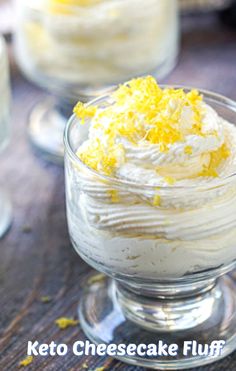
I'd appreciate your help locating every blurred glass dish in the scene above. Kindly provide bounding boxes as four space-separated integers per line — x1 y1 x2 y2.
64 81 236 369
179 0 232 13
0 35 12 237
14 0 179 163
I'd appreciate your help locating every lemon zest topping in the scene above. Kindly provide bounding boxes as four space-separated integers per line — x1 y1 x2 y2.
108 190 120 203
199 144 230 177
40 295 52 303
87 273 105 285
184 145 193 155
74 76 228 177
164 177 176 185
74 102 97 124
19 356 33 367
55 317 79 329
153 194 161 207
48 0 102 14
77 139 124 175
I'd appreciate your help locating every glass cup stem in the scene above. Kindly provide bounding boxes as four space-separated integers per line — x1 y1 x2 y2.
115 279 219 332
80 274 236 369
28 97 75 163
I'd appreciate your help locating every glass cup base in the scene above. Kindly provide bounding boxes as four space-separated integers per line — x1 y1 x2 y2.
0 188 12 238
79 273 236 370
28 97 74 164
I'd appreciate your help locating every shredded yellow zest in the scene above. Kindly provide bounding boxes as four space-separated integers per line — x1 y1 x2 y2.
199 143 230 177
19 356 33 367
73 102 97 124
153 194 161 207
184 145 193 155
74 76 230 178
40 295 52 303
164 177 176 185
94 367 106 371
55 317 79 329
108 190 120 203
48 0 102 14
53 0 101 4
87 273 105 285
78 138 125 175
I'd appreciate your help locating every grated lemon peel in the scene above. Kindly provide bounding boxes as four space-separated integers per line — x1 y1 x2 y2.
55 317 79 329
74 76 230 179
184 145 193 155
48 0 102 14
198 143 230 178
108 190 120 203
19 355 33 367
153 194 161 207
73 102 97 124
164 177 176 185
40 295 52 303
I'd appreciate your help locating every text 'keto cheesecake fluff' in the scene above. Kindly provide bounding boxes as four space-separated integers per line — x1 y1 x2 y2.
65 76 236 279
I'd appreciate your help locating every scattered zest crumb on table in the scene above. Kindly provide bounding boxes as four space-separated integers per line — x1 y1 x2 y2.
19 355 33 367
87 274 105 285
82 361 88 369
55 317 79 329
40 295 52 303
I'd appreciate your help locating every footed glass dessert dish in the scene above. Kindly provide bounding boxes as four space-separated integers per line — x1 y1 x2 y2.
64 77 236 369
14 0 179 163
0 36 12 238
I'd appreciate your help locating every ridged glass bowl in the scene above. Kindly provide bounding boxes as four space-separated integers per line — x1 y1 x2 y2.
64 88 236 369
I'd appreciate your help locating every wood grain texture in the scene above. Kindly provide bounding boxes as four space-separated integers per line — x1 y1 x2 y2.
1 13 236 371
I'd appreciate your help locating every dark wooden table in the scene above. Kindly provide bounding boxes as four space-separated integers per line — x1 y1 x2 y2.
1 13 236 371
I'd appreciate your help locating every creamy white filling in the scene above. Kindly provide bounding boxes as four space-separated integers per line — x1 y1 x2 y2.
68 201 236 278
65 96 236 279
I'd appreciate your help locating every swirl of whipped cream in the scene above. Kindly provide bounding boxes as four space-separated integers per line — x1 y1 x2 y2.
78 184 236 240
73 77 236 243
77 78 231 181
65 77 236 278
75 77 236 240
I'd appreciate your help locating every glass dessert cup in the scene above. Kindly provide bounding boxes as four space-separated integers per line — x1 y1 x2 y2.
64 89 236 369
14 0 179 163
0 36 12 238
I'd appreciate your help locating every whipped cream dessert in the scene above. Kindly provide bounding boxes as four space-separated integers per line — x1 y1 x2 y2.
15 0 178 97
66 76 236 278
0 37 10 153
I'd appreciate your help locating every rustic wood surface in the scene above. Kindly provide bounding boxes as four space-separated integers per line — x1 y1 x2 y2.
1 13 236 371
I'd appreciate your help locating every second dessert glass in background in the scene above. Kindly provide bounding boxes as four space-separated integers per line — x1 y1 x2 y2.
0 35 12 238
14 0 179 163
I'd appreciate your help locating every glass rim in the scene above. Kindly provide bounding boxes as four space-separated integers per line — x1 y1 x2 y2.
64 84 236 191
